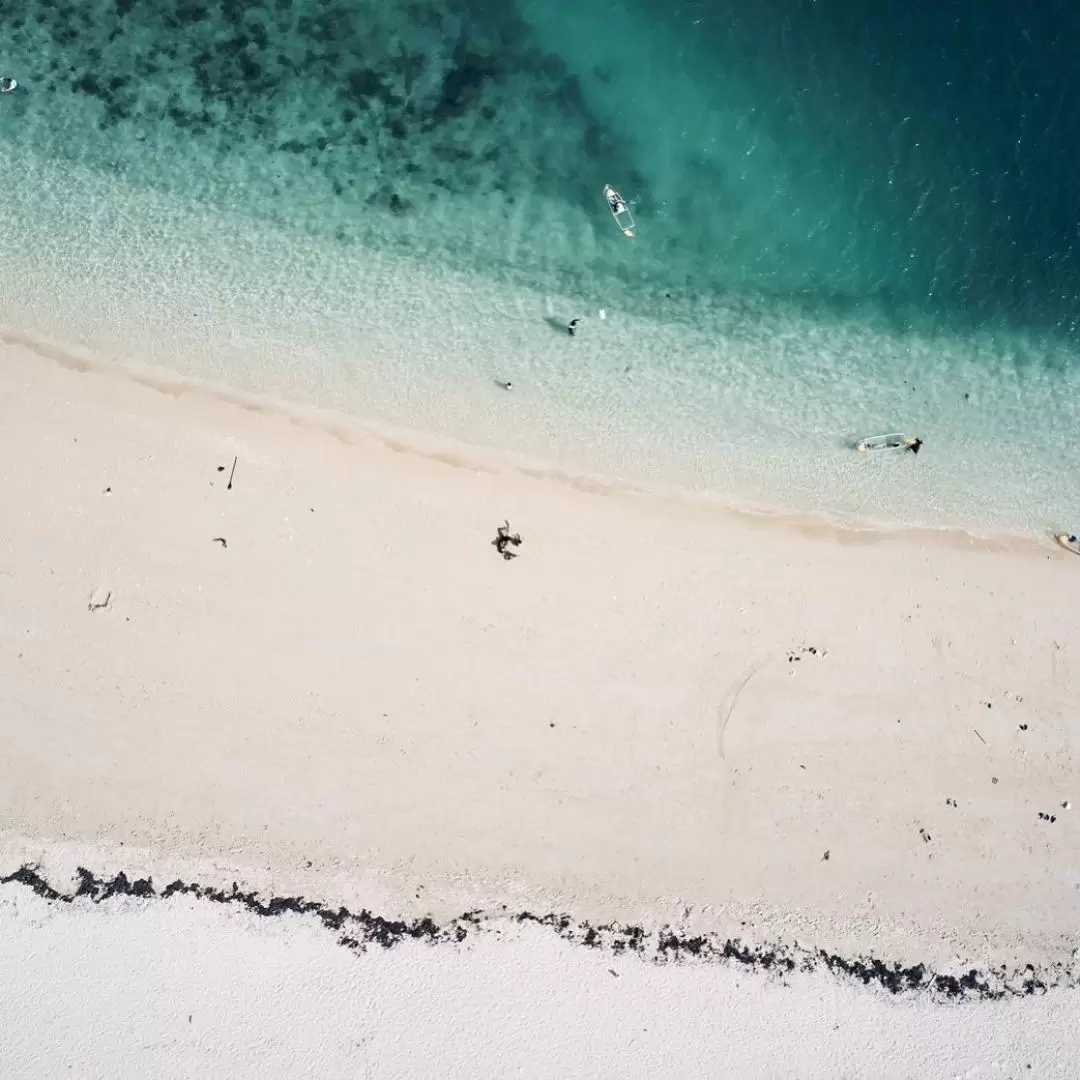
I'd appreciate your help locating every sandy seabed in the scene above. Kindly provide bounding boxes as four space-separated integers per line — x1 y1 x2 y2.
1 340 1078 1075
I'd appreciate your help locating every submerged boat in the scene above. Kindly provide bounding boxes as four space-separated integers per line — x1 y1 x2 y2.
856 433 919 454
603 184 635 238
1054 532 1080 555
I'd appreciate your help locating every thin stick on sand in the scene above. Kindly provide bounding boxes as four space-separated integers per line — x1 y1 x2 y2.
227 455 238 491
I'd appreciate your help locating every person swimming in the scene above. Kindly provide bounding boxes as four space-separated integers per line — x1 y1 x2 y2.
908 437 924 455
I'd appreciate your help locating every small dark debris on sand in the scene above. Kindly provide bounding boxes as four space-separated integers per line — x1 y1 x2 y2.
822 850 830 861
1037 812 1057 823
492 520 523 560
919 828 931 844
946 798 958 807
212 537 228 549
787 646 823 663
1019 723 1029 731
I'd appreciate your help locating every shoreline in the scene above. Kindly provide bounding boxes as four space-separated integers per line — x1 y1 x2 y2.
1 327 1066 552
2 337 1078 974
3 141 1080 538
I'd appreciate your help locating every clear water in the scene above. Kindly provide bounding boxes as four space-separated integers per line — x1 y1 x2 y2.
1 0 1079 532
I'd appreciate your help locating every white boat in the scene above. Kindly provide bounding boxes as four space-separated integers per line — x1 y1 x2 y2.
0 76 18 93
603 184 635 238
1054 532 1080 555
856 433 919 454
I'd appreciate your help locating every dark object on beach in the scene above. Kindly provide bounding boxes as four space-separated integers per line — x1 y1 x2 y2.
495 379 513 391
567 317 582 336
1019 723 1028 731
227 455 238 490
1037 812 1057 823
919 828 931 844
908 438 923 455
492 520 523 560
973 728 986 744
212 537 227 549
822 850 830 861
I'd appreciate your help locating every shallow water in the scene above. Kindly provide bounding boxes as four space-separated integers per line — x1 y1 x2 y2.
1 0 1079 531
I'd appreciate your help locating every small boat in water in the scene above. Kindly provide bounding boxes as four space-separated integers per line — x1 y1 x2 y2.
603 184 635 238
1054 532 1080 556
0 76 18 93
856 433 921 454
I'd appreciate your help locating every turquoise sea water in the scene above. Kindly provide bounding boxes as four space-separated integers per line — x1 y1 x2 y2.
1 0 1079 532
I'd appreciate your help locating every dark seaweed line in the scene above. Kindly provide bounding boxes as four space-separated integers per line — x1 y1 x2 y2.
2 865 1073 1001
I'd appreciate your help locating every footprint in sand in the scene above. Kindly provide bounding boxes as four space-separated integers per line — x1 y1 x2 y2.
87 585 112 612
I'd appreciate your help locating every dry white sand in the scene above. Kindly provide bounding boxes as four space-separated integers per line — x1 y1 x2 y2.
1 338 1079 1066
2 882 1076 1080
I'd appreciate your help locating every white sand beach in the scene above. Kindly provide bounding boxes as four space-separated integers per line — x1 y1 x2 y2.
2 338 1079 1071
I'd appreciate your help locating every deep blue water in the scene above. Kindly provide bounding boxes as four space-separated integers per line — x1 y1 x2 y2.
676 0 1080 331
